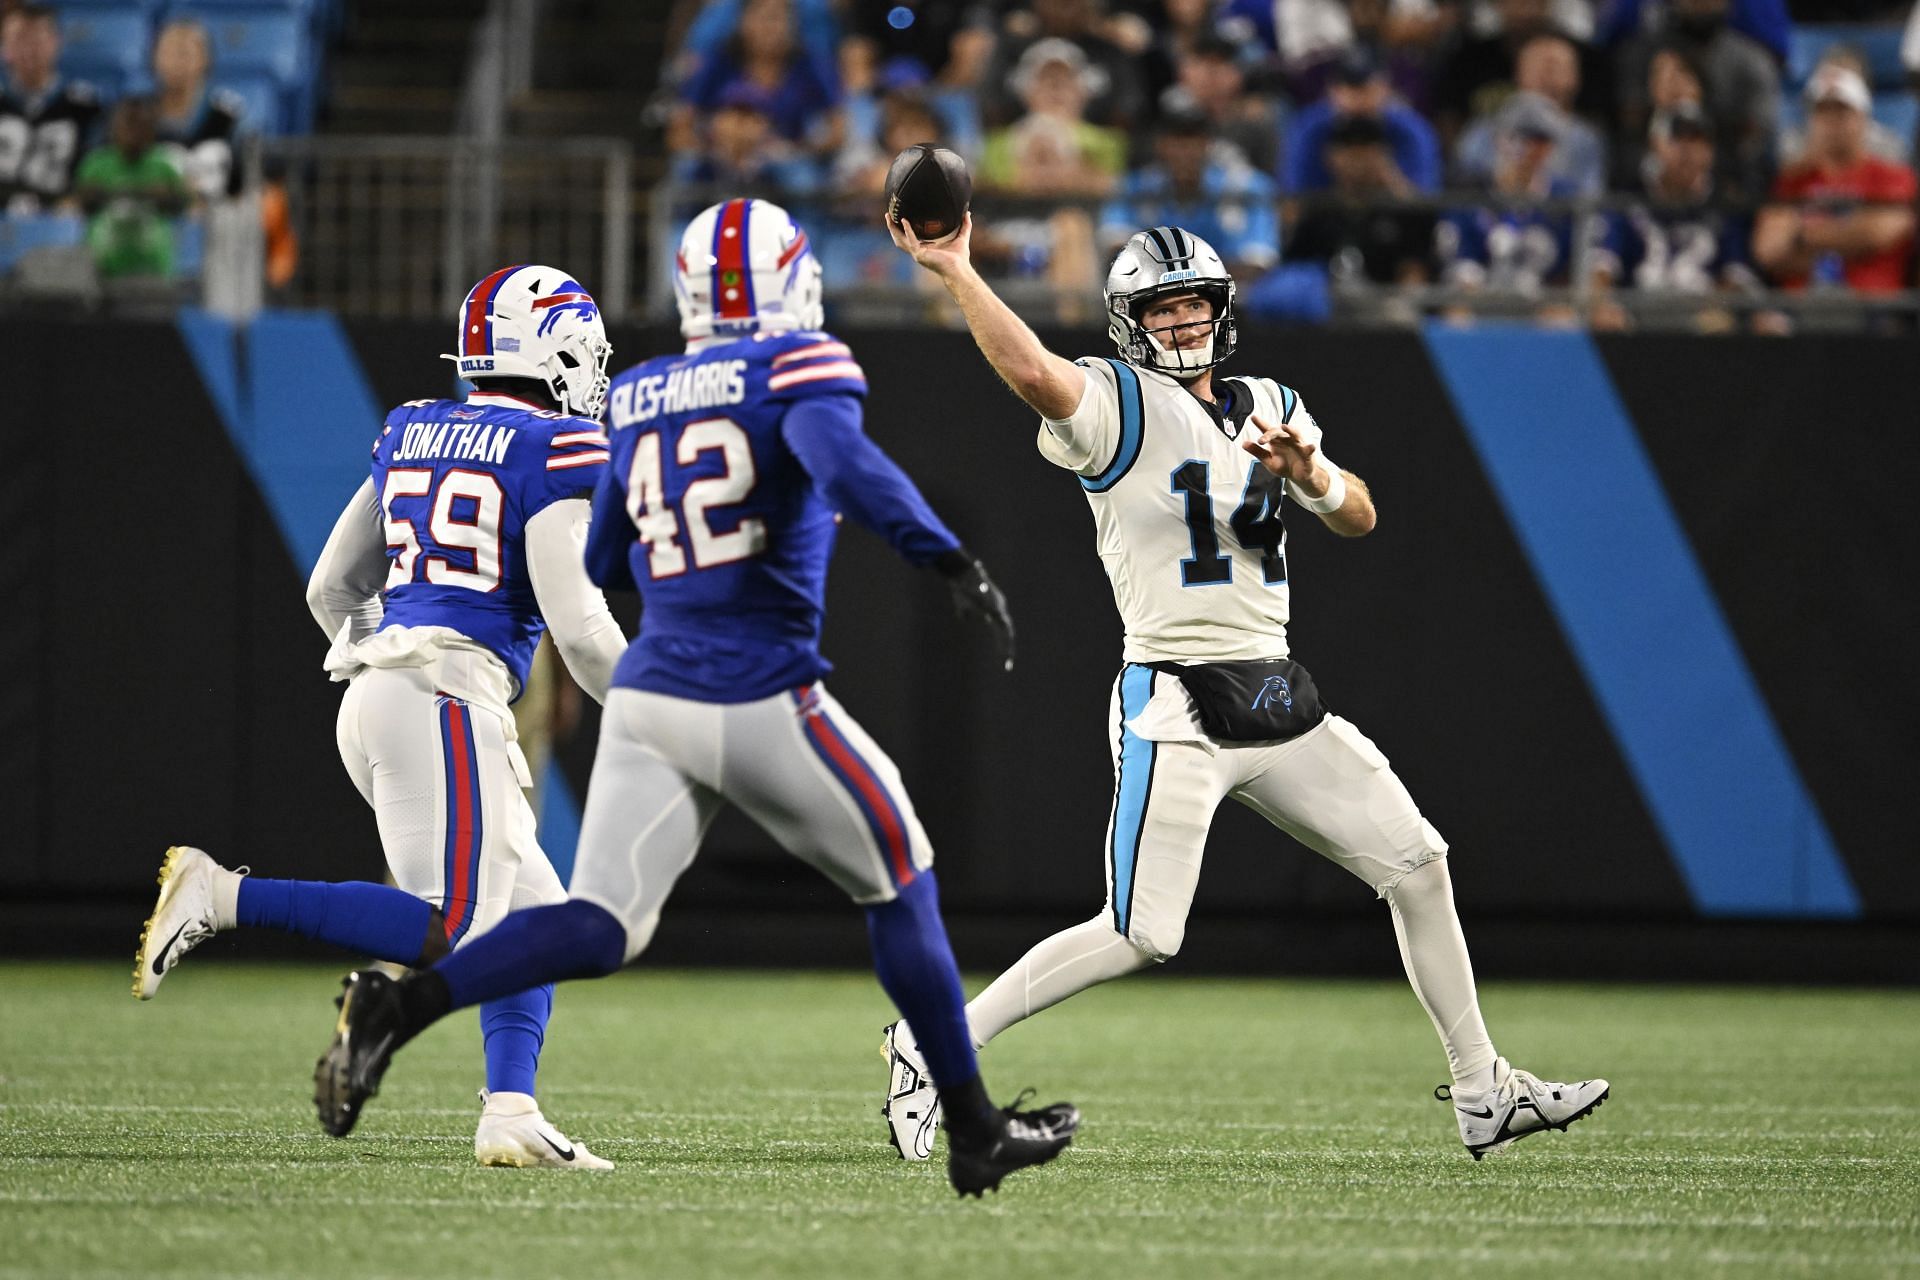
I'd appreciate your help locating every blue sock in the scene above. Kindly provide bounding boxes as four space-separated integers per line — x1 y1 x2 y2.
865 871 981 1092
434 900 628 1011
481 984 552 1096
236 878 435 965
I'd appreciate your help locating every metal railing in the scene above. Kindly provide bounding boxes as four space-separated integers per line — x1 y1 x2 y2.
651 182 1920 334
262 135 631 320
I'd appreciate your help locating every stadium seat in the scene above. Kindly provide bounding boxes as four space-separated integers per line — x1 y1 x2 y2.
1789 25 1913 91
59 64 127 98
56 7 152 83
210 73 283 133
172 216 204 277
179 0 314 10
0 213 87 276
170 8 308 84
1874 93 1919 145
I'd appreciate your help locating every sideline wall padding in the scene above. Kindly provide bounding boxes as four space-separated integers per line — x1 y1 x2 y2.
11 318 1914 979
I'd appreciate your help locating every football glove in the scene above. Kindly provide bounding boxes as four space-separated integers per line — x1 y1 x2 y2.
934 548 1014 672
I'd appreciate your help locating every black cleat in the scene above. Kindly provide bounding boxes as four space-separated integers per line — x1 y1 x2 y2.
312 970 405 1137
947 1091 1080 1197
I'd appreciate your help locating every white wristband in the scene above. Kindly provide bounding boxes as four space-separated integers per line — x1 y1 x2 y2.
1296 462 1347 514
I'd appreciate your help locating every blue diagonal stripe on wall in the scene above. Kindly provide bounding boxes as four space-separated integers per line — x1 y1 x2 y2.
1422 325 1858 919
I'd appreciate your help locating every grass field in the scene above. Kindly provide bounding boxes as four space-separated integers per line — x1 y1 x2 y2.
1 962 1916 1280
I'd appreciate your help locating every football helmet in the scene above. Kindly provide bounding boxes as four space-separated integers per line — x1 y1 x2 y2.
444 264 611 419
674 198 823 342
1104 226 1237 379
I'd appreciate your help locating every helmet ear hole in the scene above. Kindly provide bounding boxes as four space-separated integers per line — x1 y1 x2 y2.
556 350 580 369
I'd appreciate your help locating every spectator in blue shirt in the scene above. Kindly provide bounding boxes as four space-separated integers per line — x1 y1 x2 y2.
1100 104 1280 276
1282 47 1441 194
672 0 845 162
1453 34 1608 194
1438 98 1583 313
669 83 821 194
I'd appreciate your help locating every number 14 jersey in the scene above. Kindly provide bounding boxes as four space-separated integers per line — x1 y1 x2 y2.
1038 358 1329 664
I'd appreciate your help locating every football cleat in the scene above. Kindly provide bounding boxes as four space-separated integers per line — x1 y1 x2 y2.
948 1090 1080 1197
132 846 239 1000
474 1091 614 1170
880 1021 942 1161
313 970 406 1137
1437 1057 1610 1160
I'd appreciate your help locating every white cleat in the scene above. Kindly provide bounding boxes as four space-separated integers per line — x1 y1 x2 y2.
473 1091 613 1170
132 846 237 1001
880 1021 941 1161
1438 1056 1610 1159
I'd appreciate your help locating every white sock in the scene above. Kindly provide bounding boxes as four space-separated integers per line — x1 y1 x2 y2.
1383 858 1498 1088
210 866 243 930
965 916 1155 1048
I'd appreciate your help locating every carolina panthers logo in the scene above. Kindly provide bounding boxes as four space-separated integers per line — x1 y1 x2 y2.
532 290 599 338
1250 674 1293 713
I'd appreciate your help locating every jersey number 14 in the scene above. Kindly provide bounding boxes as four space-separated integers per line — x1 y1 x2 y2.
1172 459 1288 587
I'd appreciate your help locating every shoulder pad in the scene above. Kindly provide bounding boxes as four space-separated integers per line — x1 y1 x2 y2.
764 335 865 397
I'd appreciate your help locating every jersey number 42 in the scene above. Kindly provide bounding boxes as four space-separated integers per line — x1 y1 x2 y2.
625 418 767 578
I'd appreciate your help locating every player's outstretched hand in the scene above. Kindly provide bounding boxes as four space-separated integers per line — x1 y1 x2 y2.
934 548 1015 672
889 211 974 277
1242 413 1327 495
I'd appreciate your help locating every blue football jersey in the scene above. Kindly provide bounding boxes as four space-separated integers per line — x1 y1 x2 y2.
370 393 610 694
593 329 958 702
1597 204 1757 293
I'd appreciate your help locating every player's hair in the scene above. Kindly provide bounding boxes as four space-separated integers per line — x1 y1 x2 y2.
12 4 60 27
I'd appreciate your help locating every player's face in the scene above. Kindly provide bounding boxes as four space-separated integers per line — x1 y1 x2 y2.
1141 292 1215 351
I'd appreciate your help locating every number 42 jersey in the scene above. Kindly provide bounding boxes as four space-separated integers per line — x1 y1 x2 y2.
589 329 962 703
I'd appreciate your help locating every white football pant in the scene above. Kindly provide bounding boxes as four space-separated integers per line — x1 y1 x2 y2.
335 664 565 947
569 683 932 961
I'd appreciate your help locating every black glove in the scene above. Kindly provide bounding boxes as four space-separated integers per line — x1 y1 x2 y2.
934 548 1015 672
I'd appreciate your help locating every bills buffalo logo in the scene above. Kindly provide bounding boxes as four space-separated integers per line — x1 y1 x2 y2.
533 290 599 338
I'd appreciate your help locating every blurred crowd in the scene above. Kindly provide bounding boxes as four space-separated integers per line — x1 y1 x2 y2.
0 3 294 285
657 0 1920 328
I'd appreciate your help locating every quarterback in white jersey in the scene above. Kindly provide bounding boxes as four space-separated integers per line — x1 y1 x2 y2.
879 215 1611 1161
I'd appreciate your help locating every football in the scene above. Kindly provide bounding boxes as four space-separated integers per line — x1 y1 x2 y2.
883 143 971 242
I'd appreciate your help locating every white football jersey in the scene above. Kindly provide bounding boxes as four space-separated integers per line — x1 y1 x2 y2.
1037 357 1332 664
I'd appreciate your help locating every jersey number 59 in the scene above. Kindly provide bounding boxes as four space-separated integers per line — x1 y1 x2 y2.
381 468 504 592
624 418 767 578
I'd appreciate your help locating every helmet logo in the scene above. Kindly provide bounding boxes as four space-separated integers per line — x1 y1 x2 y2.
532 291 600 338
1158 269 1198 284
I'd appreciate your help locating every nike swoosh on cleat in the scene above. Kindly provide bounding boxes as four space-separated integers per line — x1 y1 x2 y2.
539 1133 576 1161
151 921 190 975
1456 1105 1495 1119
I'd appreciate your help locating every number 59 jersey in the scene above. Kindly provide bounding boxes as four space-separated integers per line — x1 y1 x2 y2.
371 393 610 693
1038 358 1326 665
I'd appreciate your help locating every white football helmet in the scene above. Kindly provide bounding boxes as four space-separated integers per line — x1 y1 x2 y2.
1105 226 1238 379
444 264 612 418
674 198 823 342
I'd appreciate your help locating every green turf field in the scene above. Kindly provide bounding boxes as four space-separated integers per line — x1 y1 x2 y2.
1 962 1916 1279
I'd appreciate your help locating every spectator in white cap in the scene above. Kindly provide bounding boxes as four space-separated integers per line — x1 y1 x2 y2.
1753 64 1916 296
980 37 1126 196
